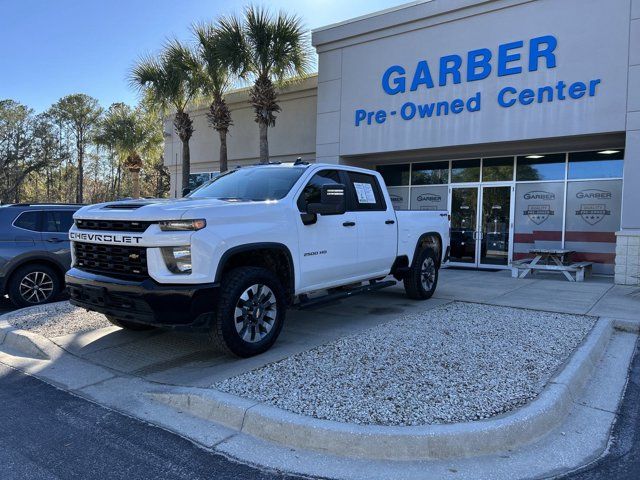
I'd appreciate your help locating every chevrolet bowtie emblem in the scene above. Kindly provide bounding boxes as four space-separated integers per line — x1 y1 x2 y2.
129 253 140 260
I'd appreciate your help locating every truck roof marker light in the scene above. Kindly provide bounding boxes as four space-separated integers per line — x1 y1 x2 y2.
597 150 620 155
525 155 545 159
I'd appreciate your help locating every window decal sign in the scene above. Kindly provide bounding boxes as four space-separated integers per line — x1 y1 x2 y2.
514 182 565 257
575 204 610 225
387 187 409 210
574 190 613 225
353 182 377 203
523 204 554 225
522 191 556 225
566 181 621 232
411 185 448 211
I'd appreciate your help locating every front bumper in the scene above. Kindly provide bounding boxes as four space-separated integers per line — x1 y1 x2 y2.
65 268 219 330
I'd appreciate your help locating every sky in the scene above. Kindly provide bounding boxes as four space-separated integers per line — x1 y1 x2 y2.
0 0 409 113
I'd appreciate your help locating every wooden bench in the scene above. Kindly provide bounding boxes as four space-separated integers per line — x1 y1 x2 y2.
511 258 593 282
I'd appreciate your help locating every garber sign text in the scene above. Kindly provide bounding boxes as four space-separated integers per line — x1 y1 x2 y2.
354 35 601 127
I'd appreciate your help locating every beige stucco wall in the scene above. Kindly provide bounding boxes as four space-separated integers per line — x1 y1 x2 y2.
164 75 318 197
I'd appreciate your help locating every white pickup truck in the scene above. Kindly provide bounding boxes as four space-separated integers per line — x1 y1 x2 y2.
66 162 450 357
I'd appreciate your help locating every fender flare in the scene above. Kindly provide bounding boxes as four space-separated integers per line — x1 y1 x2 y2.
411 232 444 269
214 242 295 292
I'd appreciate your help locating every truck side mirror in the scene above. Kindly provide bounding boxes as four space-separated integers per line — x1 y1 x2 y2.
307 184 346 216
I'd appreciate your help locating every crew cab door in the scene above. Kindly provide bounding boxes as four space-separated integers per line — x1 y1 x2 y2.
295 169 359 290
345 171 397 278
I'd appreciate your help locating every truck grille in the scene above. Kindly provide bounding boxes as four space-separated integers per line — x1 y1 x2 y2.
73 242 148 280
75 219 152 232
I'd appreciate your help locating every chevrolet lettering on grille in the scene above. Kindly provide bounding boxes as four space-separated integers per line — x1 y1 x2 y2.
69 231 143 244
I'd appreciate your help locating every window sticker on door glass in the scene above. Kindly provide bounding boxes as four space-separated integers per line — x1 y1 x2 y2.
353 182 377 204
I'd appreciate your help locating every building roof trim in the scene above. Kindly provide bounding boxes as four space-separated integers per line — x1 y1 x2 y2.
311 0 533 49
165 74 318 117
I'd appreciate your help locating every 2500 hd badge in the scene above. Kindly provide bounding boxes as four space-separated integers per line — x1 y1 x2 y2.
69 231 143 244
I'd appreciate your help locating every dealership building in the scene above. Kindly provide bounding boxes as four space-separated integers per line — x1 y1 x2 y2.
164 0 640 285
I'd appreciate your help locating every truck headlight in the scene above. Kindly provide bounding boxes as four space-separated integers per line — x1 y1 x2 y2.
159 219 206 231
161 246 192 274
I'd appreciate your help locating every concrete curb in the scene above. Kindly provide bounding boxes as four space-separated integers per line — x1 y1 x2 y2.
0 319 50 360
149 317 615 461
146 388 259 431
0 301 79 360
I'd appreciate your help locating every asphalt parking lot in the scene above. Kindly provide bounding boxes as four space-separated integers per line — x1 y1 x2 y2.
0 363 303 480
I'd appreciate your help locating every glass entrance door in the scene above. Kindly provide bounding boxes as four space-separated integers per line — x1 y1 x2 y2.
479 185 512 267
448 185 513 268
449 187 479 265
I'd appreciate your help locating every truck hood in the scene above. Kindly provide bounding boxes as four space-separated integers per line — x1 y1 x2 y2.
74 197 242 221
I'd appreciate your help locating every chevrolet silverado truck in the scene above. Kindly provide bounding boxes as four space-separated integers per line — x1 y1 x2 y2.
66 162 450 357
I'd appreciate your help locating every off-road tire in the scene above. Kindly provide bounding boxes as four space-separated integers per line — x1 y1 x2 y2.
208 267 286 358
8 263 62 308
105 315 155 331
403 247 439 300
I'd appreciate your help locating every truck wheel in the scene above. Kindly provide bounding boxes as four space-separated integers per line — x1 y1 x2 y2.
208 267 286 358
404 247 439 300
8 263 61 308
105 316 155 331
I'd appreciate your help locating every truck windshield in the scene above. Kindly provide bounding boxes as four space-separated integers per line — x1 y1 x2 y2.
188 167 305 201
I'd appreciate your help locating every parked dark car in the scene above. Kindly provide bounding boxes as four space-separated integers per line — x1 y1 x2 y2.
0 204 81 307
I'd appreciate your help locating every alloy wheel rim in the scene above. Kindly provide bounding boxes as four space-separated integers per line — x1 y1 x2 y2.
234 283 277 343
420 257 435 291
19 271 54 304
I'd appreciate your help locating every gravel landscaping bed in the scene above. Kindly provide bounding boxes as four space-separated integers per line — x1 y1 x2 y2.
3 301 112 338
216 302 596 426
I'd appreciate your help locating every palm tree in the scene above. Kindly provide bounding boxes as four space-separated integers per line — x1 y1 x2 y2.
191 23 235 173
217 7 311 164
95 103 148 199
130 40 199 194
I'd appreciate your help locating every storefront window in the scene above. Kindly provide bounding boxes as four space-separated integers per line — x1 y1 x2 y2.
411 161 449 185
373 146 623 274
386 186 409 210
564 179 622 274
482 157 514 182
377 164 410 186
516 154 566 181
513 182 565 260
568 150 624 179
451 159 480 183
410 185 448 211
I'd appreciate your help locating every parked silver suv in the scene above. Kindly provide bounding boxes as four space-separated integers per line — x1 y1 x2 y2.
0 204 80 307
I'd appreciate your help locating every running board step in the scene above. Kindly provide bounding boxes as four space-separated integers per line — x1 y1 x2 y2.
294 280 397 310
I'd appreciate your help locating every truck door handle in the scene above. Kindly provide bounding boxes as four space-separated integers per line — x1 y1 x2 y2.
342 221 356 227
385 220 395 225
47 237 64 243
